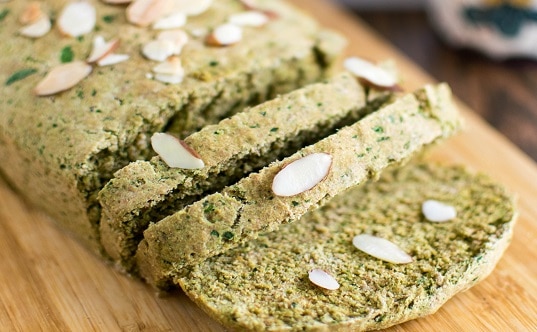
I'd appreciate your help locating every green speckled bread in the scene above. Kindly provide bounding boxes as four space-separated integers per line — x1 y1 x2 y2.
136 83 462 289
178 163 517 331
98 73 394 273
0 0 345 254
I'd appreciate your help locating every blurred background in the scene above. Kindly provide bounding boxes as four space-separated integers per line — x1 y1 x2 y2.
336 0 537 161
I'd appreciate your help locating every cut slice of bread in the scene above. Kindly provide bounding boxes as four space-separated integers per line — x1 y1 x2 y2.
136 83 462 289
98 73 393 273
178 163 517 331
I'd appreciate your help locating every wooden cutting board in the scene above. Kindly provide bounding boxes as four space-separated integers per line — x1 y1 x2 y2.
1 0 536 330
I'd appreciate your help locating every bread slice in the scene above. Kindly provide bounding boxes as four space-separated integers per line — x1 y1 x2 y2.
0 0 344 254
178 163 517 331
136 83 462 289
99 73 386 273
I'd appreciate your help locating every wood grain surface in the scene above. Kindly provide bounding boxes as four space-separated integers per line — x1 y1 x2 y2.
1 0 537 331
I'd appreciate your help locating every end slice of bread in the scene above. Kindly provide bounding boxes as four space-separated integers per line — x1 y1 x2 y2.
178 163 517 331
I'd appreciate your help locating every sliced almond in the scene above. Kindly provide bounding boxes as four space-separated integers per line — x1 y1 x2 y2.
152 56 184 84
152 56 183 74
189 27 208 38
153 11 187 30
344 57 398 89
20 14 51 38
87 36 120 63
228 11 269 27
151 133 204 169
422 200 457 222
352 234 413 264
157 29 189 55
206 23 242 47
170 0 212 16
154 73 184 84
20 2 43 25
97 54 130 66
126 0 173 27
272 153 332 197
308 269 339 291
57 1 97 37
34 61 92 96
142 39 176 61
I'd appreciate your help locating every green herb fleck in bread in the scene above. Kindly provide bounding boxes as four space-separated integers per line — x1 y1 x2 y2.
178 163 517 331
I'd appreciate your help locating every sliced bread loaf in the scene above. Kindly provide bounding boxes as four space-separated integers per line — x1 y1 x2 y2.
0 0 344 254
99 73 384 272
136 83 462 289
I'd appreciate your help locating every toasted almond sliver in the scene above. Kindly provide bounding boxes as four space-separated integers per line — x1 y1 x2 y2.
228 11 269 27
154 73 184 84
153 57 184 83
206 23 242 46
272 153 332 197
97 54 130 66
157 29 189 55
153 11 187 30
189 27 208 38
20 14 51 38
87 36 120 63
308 269 340 290
152 56 183 75
57 1 96 37
127 0 173 27
20 2 43 25
422 200 457 222
34 61 92 96
142 39 176 61
170 0 212 16
352 234 413 264
344 57 398 89
151 133 204 168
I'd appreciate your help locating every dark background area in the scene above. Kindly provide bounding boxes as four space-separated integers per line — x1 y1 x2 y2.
341 8 537 161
